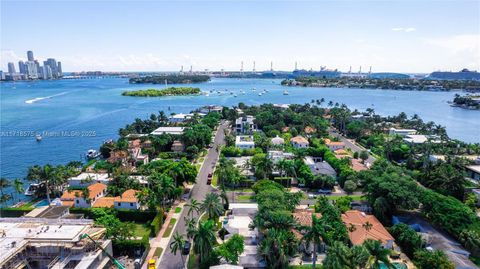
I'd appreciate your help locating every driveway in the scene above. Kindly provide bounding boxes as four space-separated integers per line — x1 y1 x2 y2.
328 128 376 166
157 121 228 269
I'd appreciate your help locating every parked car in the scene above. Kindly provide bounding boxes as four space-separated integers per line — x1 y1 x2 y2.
207 178 212 185
208 173 213 178
318 189 332 195
308 194 317 199
182 241 191 255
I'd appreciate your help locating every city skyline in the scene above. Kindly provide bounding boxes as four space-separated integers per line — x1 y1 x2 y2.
1 0 479 73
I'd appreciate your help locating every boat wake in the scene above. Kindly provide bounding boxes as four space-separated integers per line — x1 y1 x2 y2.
25 92 68 104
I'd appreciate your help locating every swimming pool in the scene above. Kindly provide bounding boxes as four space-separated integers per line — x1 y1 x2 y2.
34 199 49 207
380 262 407 269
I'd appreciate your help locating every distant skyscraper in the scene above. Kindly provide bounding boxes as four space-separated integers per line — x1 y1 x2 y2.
45 58 58 78
18 61 26 74
27 50 34 61
7 62 16 74
57 62 63 76
25 61 38 79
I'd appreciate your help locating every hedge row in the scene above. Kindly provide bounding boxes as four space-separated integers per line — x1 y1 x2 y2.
150 211 165 236
0 208 34 217
69 208 158 222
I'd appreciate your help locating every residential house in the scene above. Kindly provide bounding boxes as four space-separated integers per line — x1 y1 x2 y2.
235 116 257 134
268 150 295 163
200 105 223 114
114 189 140 210
304 157 337 177
235 136 255 149
271 135 285 146
341 210 394 249
60 183 107 208
223 203 265 269
351 159 368 172
107 150 129 164
292 209 324 255
389 128 417 137
467 165 480 181
67 173 111 188
128 145 149 165
304 126 316 136
290 136 309 148
150 127 185 136
230 156 255 180
324 138 345 151
171 140 185 152
168 113 205 123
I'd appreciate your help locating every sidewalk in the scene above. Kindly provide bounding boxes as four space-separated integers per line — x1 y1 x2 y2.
142 203 185 269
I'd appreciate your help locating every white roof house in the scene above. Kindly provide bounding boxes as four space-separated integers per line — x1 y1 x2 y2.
235 136 255 149
389 128 417 137
150 127 185 136
271 135 285 145
168 113 206 123
68 173 111 187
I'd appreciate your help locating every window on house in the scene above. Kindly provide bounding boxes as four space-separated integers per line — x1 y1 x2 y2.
130 203 133 206
76 200 79 204
118 203 121 206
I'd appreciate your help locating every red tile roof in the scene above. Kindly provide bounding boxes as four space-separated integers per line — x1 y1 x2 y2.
341 210 394 246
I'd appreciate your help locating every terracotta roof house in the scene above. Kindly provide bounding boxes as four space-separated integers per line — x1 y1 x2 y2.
128 139 141 149
351 159 368 172
341 210 394 249
324 139 346 151
92 197 116 208
61 183 108 208
107 150 129 164
114 189 140 210
290 136 309 149
304 126 317 135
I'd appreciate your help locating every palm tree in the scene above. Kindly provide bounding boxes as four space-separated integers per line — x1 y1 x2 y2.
201 193 224 221
363 239 392 269
27 164 62 203
186 199 201 217
302 215 328 268
259 228 296 269
170 232 186 268
323 241 351 269
192 220 216 266
0 178 12 207
184 217 196 240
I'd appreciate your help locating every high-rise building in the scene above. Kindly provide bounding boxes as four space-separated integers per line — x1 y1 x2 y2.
18 61 26 74
27 50 34 61
45 58 58 78
57 61 63 76
25 61 38 79
34 60 41 77
43 65 53 79
7 62 16 74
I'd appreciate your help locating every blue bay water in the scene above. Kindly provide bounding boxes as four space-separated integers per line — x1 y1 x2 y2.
1 78 479 202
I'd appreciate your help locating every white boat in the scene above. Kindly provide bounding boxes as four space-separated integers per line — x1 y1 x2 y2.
283 90 289 95
86 149 100 159
233 94 237 97
24 182 44 196
258 93 262 96
35 134 42 141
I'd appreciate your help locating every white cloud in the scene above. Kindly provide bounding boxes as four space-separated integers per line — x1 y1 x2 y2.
392 27 416 32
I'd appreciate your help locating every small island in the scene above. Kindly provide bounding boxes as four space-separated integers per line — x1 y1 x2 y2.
451 94 480 110
122 87 201 97
129 74 210 84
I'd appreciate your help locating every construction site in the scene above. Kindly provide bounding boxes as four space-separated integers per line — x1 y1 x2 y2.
0 218 112 269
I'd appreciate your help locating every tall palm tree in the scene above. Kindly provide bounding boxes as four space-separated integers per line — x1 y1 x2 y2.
186 198 201 217
192 220 216 266
259 228 296 269
170 232 186 268
201 193 224 221
302 215 328 268
0 178 12 207
323 241 351 269
184 217 196 240
363 239 392 269
27 164 62 203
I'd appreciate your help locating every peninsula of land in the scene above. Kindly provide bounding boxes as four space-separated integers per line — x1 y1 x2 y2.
129 74 210 84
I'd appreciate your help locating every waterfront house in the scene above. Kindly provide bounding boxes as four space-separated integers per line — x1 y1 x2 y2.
235 136 255 149
171 140 185 152
150 126 185 136
114 189 140 210
128 146 149 165
67 173 111 188
168 113 205 123
235 116 257 134
341 210 394 249
60 183 107 208
290 136 309 148
466 165 480 181
324 138 345 151
200 105 223 114
389 128 417 137
107 150 129 164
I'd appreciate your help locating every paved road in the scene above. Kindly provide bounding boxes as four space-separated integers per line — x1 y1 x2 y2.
328 128 376 166
158 121 228 269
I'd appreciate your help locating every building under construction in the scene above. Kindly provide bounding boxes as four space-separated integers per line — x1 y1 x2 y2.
0 218 112 269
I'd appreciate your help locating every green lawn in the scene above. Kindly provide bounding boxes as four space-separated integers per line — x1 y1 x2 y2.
162 218 177 238
175 207 182 213
211 174 218 187
153 247 163 258
236 194 255 202
327 195 363 201
133 223 151 238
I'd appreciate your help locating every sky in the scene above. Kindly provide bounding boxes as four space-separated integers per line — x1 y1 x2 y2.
1 0 479 73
